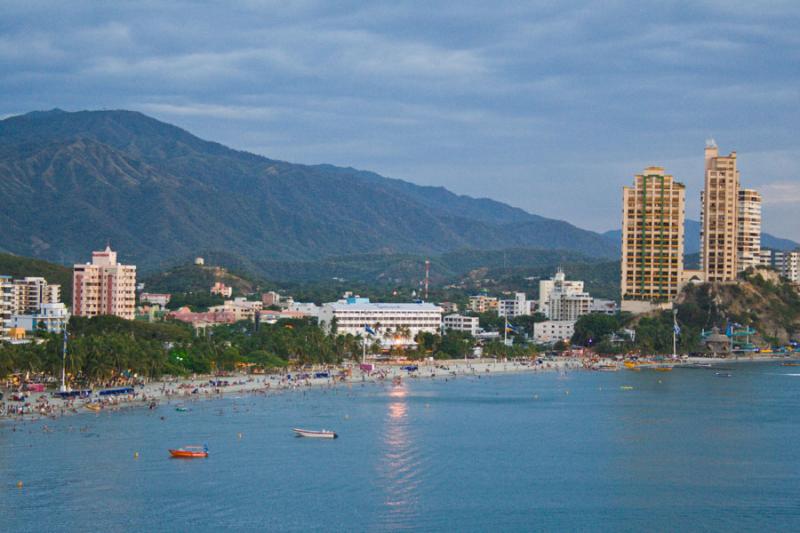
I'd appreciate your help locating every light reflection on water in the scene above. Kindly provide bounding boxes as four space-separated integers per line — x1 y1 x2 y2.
378 384 422 530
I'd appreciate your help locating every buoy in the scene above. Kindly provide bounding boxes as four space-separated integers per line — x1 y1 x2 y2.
17 481 23 488
238 432 243 439
533 394 538 400
134 452 139 459
565 390 570 395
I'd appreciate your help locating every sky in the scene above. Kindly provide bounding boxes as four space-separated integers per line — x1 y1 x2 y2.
1 1 799 239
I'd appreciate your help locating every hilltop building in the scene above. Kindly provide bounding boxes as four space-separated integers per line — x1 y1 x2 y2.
757 249 773 268
699 142 763 279
737 189 762 272
211 282 233 298
72 246 136 320
700 141 739 281
774 251 800 283
319 297 442 346
620 166 686 313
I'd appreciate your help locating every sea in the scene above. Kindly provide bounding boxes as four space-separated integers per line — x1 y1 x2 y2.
2 362 799 532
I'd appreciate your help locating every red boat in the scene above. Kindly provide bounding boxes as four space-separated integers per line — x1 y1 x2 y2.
168 445 208 458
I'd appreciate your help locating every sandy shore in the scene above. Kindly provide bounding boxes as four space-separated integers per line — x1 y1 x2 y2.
0 358 581 422
4 354 797 423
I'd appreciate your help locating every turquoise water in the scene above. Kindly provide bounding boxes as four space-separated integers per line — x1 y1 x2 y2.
2 363 800 531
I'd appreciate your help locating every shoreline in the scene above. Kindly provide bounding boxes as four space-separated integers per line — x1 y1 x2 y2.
0 358 580 423
2 354 797 424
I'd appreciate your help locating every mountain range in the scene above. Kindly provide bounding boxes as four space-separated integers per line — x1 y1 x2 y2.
0 109 618 272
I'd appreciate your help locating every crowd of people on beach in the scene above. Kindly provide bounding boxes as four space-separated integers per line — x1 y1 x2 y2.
0 358 590 423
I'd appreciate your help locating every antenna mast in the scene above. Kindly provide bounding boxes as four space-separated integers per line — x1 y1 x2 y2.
424 259 430 300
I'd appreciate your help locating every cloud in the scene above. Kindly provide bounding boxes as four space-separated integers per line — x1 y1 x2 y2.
761 182 800 205
0 0 799 237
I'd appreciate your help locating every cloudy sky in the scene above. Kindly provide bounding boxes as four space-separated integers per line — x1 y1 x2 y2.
2 1 799 239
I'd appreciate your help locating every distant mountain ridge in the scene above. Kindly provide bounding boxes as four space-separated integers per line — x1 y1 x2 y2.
0 109 617 270
602 219 798 255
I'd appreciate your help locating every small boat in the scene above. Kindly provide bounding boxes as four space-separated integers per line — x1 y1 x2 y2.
169 445 209 458
175 405 189 412
293 428 338 439
654 366 673 372
85 403 102 412
620 386 634 391
715 372 732 378
594 364 618 372
781 362 800 367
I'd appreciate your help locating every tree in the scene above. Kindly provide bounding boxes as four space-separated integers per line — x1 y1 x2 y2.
572 314 621 346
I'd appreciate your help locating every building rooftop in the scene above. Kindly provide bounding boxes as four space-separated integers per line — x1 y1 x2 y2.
326 300 442 312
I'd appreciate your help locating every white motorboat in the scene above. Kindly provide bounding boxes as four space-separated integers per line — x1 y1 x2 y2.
293 428 338 439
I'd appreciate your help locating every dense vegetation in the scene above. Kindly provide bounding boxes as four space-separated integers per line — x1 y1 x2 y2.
0 315 531 385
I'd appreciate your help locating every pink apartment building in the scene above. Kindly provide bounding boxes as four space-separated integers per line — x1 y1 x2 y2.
73 246 137 320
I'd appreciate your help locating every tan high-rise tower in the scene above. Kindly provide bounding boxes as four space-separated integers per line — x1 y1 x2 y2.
621 167 686 313
700 141 740 282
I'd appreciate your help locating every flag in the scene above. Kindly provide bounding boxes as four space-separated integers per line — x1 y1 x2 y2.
365 325 377 335
505 324 519 334
674 324 681 335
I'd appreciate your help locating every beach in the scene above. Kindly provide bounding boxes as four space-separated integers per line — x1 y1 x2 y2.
0 358 582 422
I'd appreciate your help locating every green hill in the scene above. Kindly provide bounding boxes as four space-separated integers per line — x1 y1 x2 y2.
0 109 617 271
0 252 73 303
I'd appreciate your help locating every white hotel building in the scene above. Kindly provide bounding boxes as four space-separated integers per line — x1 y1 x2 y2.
443 314 480 336
319 297 442 345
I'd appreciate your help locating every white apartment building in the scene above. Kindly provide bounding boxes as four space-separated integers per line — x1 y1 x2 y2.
11 277 61 315
319 297 442 345
590 299 618 315
539 269 586 318
288 302 321 318
73 246 137 320
140 293 171 308
443 314 480 336
533 320 575 344
774 251 800 283
9 302 69 333
540 270 595 321
0 276 13 337
498 292 533 318
757 249 773 268
737 189 762 272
